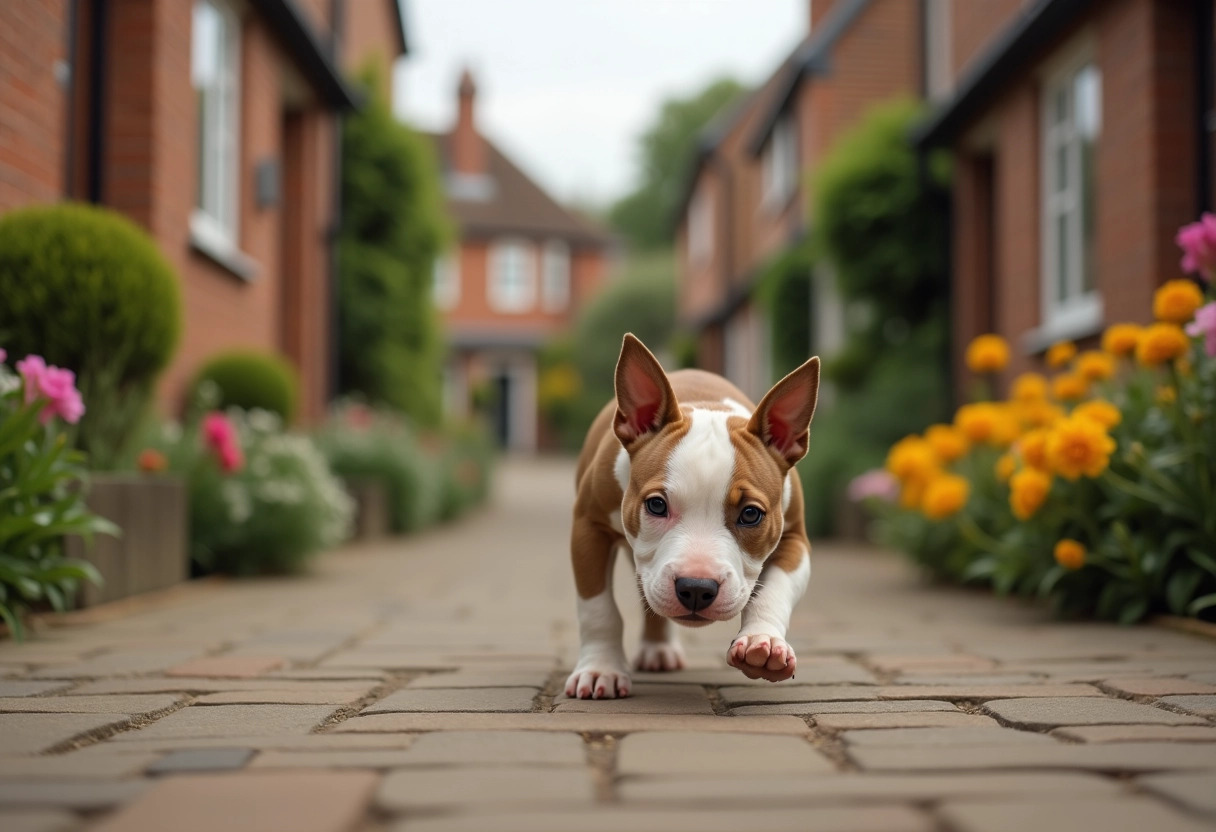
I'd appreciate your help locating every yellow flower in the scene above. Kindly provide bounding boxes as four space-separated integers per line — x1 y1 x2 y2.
924 424 969 463
1076 350 1116 382
1101 323 1142 357
1135 323 1190 366
1011 372 1049 403
965 334 1011 373
886 436 939 482
899 477 928 510
1015 399 1064 429
921 474 970 520
991 404 1023 446
1046 415 1116 480
1051 372 1090 401
1153 279 1204 324
995 453 1017 482
954 403 1000 444
1072 399 1122 430
1016 429 1050 471
1009 468 1052 520
1046 341 1076 368
1157 385 1177 404
1054 539 1086 570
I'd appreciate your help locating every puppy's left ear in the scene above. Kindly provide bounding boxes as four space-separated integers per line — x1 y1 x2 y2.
747 357 820 467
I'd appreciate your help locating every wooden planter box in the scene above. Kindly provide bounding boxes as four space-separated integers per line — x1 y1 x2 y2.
65 474 188 607
344 477 390 540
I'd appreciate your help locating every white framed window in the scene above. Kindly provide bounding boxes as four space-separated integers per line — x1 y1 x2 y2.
191 0 241 252
489 239 536 313
541 240 570 312
688 182 714 265
1040 55 1101 334
762 113 798 209
433 252 460 311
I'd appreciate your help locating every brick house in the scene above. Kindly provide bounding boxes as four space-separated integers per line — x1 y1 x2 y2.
0 0 408 422
427 70 615 452
674 0 923 401
914 0 1212 399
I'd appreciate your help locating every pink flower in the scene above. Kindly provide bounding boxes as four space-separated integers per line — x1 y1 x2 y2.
1176 213 1216 282
0 348 6 363
15 354 86 424
847 469 899 503
217 442 244 473
202 412 236 450
344 403 373 430
1186 301 1216 357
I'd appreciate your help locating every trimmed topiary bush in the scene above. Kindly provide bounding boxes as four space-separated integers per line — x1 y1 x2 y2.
0 203 182 468
191 350 299 423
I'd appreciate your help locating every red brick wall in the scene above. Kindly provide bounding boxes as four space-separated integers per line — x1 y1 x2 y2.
951 0 1028 81
341 0 398 94
0 0 68 212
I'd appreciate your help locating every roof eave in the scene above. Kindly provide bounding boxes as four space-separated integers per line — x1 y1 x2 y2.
392 0 409 56
250 0 360 110
913 0 1097 149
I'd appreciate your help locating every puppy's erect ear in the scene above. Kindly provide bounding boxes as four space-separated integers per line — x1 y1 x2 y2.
614 333 682 446
747 356 820 467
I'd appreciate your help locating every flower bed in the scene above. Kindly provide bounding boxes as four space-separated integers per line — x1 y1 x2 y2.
865 216 1216 623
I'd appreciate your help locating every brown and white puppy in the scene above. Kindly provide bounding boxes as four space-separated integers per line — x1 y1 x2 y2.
566 333 819 699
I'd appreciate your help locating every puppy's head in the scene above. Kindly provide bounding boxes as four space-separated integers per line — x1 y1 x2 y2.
612 334 819 627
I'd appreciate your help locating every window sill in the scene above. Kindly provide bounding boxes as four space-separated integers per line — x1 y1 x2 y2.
190 217 258 282
1020 297 1104 354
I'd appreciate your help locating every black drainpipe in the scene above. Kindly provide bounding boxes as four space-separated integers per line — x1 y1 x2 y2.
1196 0 1213 214
328 0 347 399
63 0 79 197
85 0 108 203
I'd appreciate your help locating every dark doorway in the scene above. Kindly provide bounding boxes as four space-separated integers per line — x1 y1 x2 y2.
491 372 511 448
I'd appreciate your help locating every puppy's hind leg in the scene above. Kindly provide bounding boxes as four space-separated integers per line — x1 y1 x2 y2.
636 604 686 672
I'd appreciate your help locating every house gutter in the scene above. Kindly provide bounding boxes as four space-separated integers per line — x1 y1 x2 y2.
85 0 107 203
63 0 79 196
329 0 347 398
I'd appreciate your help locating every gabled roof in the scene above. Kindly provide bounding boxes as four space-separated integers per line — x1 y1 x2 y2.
913 0 1097 148
428 133 614 247
391 0 410 56
746 0 872 157
250 0 359 109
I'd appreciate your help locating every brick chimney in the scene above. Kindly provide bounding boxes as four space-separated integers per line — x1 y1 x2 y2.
452 68 486 176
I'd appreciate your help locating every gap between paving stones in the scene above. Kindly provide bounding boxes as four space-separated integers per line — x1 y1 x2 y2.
1093 681 1216 724
39 696 195 754
313 674 416 732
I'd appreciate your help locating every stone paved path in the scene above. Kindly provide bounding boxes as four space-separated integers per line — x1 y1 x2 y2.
1 458 1215 832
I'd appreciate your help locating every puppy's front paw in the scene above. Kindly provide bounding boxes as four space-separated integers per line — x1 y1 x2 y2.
565 659 632 699
635 640 686 672
728 634 796 682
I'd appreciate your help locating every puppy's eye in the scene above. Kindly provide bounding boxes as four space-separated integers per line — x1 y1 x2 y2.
738 506 765 527
645 496 668 517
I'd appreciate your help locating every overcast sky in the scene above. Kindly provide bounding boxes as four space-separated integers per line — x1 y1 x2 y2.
393 0 805 209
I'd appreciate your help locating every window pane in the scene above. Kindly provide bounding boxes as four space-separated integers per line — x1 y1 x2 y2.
1055 140 1068 193
1056 212 1070 304
1075 64 1101 140
1053 86 1069 126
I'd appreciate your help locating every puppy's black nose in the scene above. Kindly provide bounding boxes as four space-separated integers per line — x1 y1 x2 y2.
674 577 719 612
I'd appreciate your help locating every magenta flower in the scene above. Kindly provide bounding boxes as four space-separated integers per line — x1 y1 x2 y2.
1186 302 1216 357
847 469 899 503
15 354 86 424
202 412 244 474
217 441 244 473
0 348 6 363
1176 213 1216 282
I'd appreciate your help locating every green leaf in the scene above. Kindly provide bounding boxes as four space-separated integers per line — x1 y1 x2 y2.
0 601 24 641
1166 569 1203 615
1187 593 1216 615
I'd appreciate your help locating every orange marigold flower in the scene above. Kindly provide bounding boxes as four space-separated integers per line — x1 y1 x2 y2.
991 405 1022 446
1046 415 1117 480
886 436 939 483
1135 323 1190 366
137 448 168 474
965 334 1011 373
1016 399 1064 429
1072 399 1122 430
1053 539 1086 570
921 474 971 520
1009 468 1052 520
954 403 1001 444
1101 323 1143 357
1152 279 1204 324
995 453 1017 482
1046 341 1076 368
924 424 969 463
899 476 928 510
1076 350 1116 382
1011 372 1049 403
1016 429 1050 471
1051 372 1090 401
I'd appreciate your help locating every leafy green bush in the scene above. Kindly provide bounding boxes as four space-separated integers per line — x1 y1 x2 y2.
0 352 110 640
337 65 448 426
192 351 299 423
436 419 495 521
0 203 182 468
757 241 816 378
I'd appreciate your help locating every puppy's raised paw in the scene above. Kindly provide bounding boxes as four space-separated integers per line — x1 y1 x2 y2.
727 633 796 682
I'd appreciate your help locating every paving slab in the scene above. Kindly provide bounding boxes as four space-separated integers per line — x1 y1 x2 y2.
553 683 714 714
813 712 998 730
937 796 1213 832
68 678 372 695
1137 771 1216 815
249 750 420 769
110 705 335 741
717 684 878 706
0 748 162 779
0 781 149 810
1159 694 1216 715
89 771 379 832
0 809 79 832
0 696 179 714
877 684 1100 700
849 741 1216 773
330 711 810 734
0 713 131 754
841 727 1058 747
376 766 594 812
982 696 1207 729
362 687 536 714
165 656 285 678
193 689 368 705
146 748 254 775
92 734 417 753
617 771 1121 803
1051 724 1216 743
406 670 550 689
1101 678 1216 697
28 651 201 679
731 699 960 716
390 806 934 832
0 682 72 698
391 730 586 766
616 731 834 775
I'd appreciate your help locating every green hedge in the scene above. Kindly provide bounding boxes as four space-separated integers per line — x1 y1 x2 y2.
192 350 299 423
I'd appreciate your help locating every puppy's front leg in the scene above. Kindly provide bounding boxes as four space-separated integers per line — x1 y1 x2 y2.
728 538 810 682
565 519 631 699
